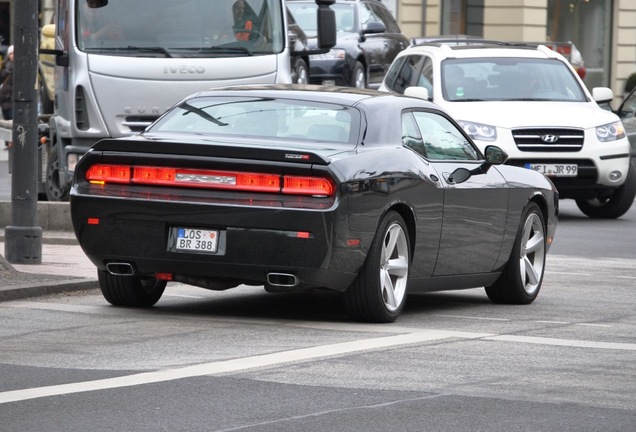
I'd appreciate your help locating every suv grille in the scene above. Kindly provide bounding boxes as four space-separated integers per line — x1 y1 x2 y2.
512 128 584 152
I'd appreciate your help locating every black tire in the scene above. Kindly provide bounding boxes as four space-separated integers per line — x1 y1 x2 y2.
45 146 70 202
344 211 410 323
575 162 636 219
292 58 309 84
351 61 366 89
485 202 546 304
98 270 167 307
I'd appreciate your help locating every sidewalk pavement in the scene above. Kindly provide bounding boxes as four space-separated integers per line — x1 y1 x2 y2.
0 230 99 302
0 141 99 301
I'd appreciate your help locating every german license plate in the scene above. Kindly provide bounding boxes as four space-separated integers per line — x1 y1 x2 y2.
175 228 218 253
526 163 578 177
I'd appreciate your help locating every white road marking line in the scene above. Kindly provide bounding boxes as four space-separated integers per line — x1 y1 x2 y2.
485 335 636 350
2 301 634 405
544 271 591 276
575 323 612 328
0 330 462 404
535 320 569 324
433 314 509 321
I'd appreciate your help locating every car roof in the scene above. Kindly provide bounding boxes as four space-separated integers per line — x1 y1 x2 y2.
192 84 438 110
405 40 561 60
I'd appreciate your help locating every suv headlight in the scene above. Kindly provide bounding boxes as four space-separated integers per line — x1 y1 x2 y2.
310 48 346 60
458 120 497 141
596 121 625 142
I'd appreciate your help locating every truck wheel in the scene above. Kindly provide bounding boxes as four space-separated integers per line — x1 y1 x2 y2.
98 270 166 307
45 146 70 201
344 211 410 323
292 58 309 84
575 162 636 219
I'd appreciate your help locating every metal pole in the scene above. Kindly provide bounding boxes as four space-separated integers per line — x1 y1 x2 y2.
4 0 42 264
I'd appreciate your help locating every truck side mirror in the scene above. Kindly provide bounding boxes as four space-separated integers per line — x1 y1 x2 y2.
316 4 336 49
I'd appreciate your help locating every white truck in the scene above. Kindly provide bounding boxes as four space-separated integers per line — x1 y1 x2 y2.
38 0 335 200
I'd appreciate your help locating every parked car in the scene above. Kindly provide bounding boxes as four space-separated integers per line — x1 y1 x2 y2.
70 84 558 323
287 8 310 84
287 0 408 89
615 86 636 163
380 40 635 219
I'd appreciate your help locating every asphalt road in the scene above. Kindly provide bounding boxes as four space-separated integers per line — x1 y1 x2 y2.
0 198 635 431
1 148 635 431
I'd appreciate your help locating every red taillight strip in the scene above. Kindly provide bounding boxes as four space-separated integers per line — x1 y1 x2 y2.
85 164 334 197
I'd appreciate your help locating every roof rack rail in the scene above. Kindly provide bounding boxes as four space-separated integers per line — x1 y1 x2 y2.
411 38 505 46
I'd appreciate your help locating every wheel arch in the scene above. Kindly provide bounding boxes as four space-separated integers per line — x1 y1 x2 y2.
385 202 416 261
528 193 549 230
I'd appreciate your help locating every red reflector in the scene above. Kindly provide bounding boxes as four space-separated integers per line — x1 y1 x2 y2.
87 217 100 225
297 231 310 239
155 273 173 281
346 239 361 247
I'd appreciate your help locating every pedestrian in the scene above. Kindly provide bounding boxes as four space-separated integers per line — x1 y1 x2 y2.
0 44 13 150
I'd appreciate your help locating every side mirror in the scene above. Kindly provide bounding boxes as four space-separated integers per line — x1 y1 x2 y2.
592 87 614 104
447 168 471 184
87 0 108 8
448 145 508 184
404 86 430 101
362 21 386 35
316 4 336 49
484 145 508 165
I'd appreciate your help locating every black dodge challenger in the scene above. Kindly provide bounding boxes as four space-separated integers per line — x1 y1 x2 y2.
70 84 558 323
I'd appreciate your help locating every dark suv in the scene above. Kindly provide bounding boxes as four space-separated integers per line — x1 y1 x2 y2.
287 0 408 89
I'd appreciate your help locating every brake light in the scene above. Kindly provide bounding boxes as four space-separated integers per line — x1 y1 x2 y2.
85 164 334 197
86 164 131 184
283 176 334 196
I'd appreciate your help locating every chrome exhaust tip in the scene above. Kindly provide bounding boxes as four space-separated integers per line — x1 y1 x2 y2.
106 262 135 276
266 272 299 287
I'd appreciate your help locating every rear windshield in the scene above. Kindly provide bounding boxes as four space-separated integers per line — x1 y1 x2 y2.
442 58 587 102
147 96 360 144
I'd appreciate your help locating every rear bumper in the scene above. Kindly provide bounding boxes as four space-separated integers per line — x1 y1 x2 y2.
70 193 363 291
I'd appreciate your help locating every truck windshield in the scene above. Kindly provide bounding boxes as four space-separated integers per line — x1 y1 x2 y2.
77 0 284 56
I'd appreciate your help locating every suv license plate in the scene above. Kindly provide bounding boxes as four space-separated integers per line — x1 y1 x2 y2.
175 228 218 253
526 163 578 177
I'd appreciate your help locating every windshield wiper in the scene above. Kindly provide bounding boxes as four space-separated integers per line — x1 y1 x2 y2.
83 46 173 58
126 46 173 58
187 46 253 56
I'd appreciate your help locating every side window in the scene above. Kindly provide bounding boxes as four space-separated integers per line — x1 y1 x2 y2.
390 55 432 96
358 2 383 32
401 112 426 157
384 56 406 90
367 2 400 33
420 56 434 97
411 111 480 161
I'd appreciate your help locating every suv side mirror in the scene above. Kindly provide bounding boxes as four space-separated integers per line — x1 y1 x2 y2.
592 87 614 104
362 21 386 35
404 86 430 101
